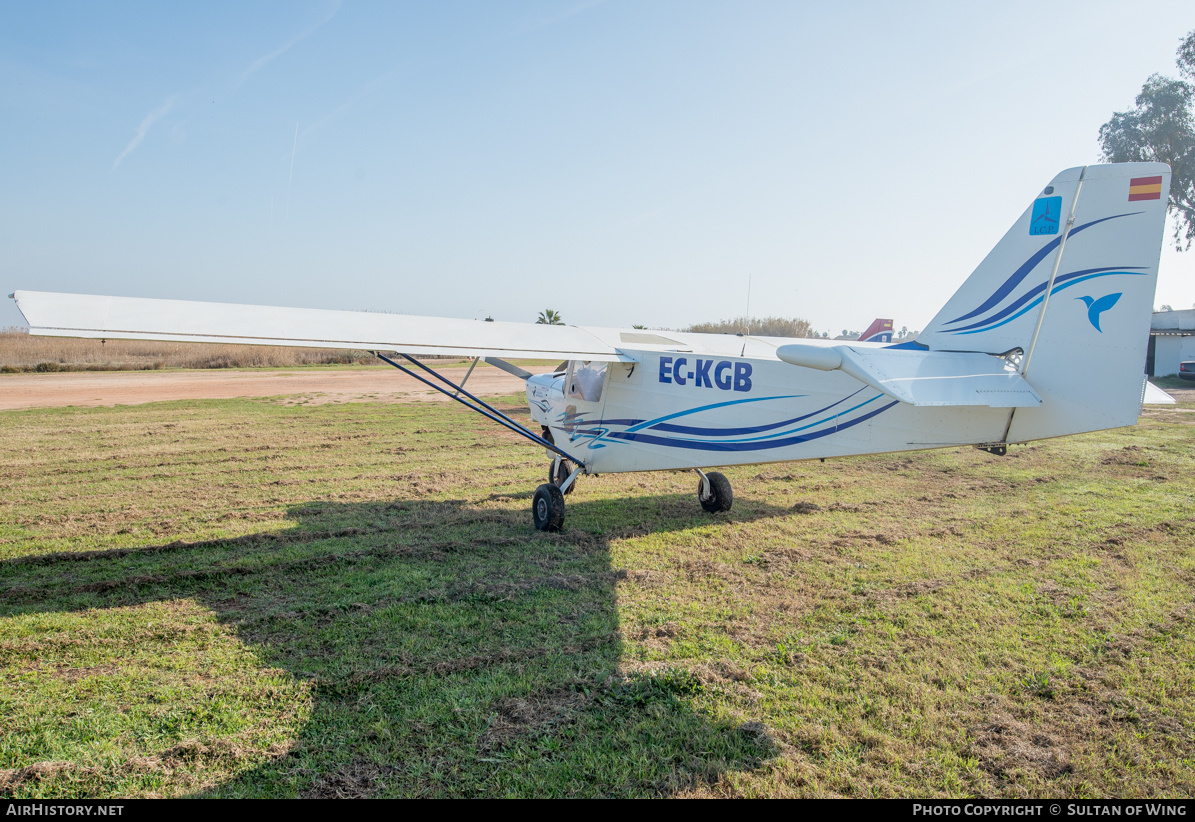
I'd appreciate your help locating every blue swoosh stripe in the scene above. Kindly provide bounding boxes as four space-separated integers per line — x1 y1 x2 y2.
709 395 885 444
605 400 901 452
946 267 1147 333
621 394 807 432
649 388 866 436
559 395 804 433
561 416 641 427
578 393 883 444
955 271 1146 335
944 213 1139 325
562 390 871 439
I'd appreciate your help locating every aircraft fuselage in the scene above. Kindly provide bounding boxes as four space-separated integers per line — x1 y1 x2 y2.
527 351 1016 474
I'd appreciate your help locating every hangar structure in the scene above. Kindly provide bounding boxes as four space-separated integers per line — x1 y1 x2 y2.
1148 308 1195 377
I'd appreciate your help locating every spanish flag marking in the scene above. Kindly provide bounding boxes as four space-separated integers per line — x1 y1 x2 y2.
1128 175 1163 202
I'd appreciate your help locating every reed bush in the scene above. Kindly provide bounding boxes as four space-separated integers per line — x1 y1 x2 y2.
0 327 374 371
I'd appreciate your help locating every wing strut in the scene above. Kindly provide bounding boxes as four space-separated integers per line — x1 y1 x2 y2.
375 352 576 463
453 357 480 398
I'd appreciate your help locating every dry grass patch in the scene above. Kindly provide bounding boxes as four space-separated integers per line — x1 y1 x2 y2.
0 328 376 372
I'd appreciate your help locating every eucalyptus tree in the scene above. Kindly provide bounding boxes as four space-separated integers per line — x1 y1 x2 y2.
1099 28 1195 250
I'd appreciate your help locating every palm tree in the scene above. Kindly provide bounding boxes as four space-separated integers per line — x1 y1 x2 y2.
536 309 564 325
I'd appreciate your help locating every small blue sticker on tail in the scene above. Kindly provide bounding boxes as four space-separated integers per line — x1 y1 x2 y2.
1030 196 1061 235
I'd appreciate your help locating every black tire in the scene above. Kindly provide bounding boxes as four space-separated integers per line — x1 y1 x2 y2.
698 471 733 513
532 483 566 532
550 459 575 495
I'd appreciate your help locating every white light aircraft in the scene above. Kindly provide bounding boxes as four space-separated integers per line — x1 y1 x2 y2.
12 163 1172 531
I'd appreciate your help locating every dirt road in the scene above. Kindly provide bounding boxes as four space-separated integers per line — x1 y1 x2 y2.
2 366 1190 412
0 365 556 411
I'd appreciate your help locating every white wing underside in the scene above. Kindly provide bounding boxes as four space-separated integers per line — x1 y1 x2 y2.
13 290 800 362
14 291 633 362
14 291 1049 409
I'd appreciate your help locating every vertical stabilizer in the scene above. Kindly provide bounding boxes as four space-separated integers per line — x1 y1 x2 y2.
859 318 894 343
917 163 1170 440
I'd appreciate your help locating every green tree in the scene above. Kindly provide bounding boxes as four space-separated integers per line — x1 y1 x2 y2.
536 309 564 325
1099 29 1195 249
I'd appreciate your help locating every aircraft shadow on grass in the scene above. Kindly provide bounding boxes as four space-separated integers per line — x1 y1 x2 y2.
1 495 790 797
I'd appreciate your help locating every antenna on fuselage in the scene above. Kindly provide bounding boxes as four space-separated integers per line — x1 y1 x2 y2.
741 273 752 357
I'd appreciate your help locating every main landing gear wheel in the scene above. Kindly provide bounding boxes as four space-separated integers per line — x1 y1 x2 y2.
550 458 576 495
698 471 733 513
533 483 566 532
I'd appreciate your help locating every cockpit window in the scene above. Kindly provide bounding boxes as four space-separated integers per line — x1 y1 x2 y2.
567 361 607 402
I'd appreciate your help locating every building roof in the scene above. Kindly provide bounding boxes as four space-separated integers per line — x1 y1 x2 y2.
1151 308 1195 335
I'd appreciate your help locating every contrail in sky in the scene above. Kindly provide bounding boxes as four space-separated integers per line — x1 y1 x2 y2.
112 97 175 169
233 0 343 93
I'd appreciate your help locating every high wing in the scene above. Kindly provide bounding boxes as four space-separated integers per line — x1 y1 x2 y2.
13 290 835 364
8 291 1046 409
12 290 642 362
9 289 879 366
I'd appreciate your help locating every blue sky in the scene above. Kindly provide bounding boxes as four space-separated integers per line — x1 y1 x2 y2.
3 0 1193 335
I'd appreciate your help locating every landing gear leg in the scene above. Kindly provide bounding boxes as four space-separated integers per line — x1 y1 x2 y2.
695 469 733 513
550 455 576 495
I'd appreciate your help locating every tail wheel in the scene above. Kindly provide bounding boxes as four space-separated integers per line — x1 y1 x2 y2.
533 483 566 532
698 471 733 513
550 458 575 495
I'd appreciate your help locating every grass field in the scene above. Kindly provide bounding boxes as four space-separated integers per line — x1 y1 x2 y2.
1 392 1193 798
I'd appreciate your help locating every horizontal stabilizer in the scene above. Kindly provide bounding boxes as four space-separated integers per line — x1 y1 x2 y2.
1143 380 1176 405
12 291 633 363
775 343 1042 407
